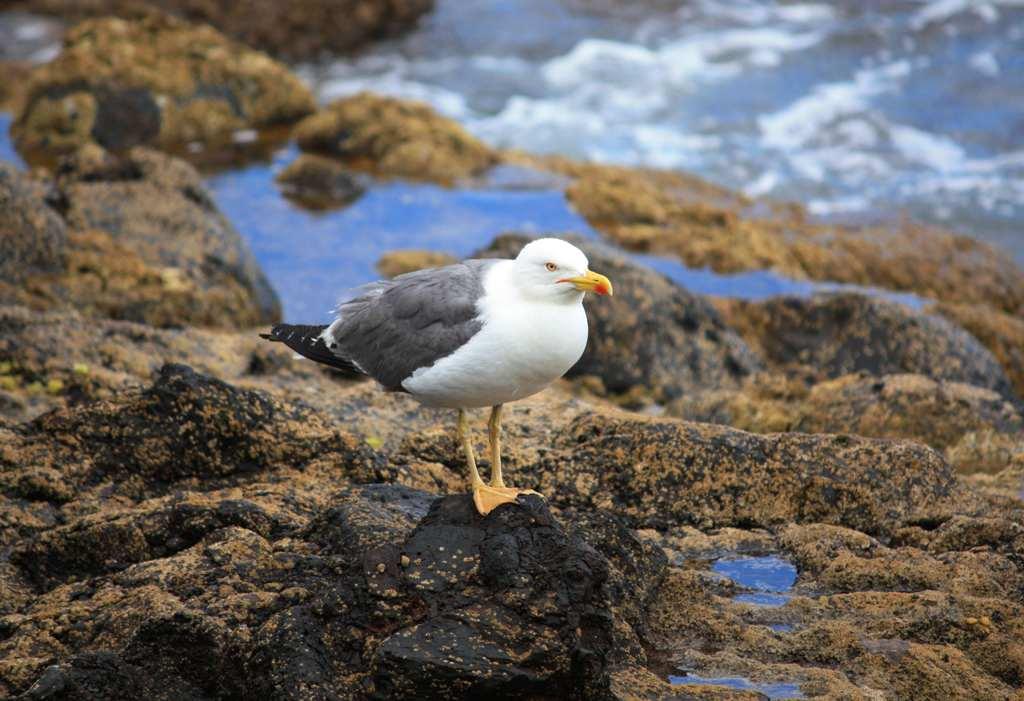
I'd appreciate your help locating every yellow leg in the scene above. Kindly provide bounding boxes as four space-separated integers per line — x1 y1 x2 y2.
466 404 542 515
458 409 484 489
488 404 504 487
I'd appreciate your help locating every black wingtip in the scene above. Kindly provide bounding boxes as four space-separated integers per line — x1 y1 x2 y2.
258 322 364 376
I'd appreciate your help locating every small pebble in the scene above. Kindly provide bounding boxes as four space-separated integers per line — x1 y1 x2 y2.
980 616 992 627
375 562 386 574
400 555 410 567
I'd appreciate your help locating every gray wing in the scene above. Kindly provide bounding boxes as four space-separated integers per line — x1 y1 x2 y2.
325 259 497 390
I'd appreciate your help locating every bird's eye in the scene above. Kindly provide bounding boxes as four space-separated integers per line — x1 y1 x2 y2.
545 262 557 272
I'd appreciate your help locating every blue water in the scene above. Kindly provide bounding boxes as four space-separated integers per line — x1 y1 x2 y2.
714 554 798 608
669 674 804 700
206 148 598 320
713 555 798 592
0 114 22 166
636 254 928 310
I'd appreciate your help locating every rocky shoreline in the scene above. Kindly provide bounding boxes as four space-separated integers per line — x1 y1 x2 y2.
2 8 1024 700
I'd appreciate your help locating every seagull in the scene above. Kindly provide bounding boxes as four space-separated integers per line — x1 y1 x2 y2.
261 238 613 514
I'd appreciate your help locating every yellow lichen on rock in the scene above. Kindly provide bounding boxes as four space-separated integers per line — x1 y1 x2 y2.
293 92 499 183
376 250 458 278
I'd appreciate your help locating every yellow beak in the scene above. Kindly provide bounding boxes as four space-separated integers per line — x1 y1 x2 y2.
559 269 613 296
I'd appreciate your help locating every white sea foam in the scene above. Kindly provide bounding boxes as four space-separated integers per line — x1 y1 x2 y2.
759 61 911 152
968 51 1000 75
889 125 966 172
911 0 1024 29
308 0 1023 260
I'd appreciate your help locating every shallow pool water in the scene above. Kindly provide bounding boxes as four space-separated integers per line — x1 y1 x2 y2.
713 554 798 608
0 114 22 166
713 554 798 592
669 673 804 699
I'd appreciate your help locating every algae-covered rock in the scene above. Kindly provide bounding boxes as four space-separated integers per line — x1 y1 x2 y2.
0 303 1016 699
0 363 386 508
934 301 1024 399
0 60 32 112
0 148 281 328
0 162 67 285
722 293 1015 399
294 92 499 183
669 372 1024 474
11 13 314 158
525 411 977 536
13 0 434 60
376 249 458 278
477 234 762 402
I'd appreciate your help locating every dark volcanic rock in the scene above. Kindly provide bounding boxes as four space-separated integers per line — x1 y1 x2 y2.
2 482 662 699
371 495 657 699
5 362 384 491
11 13 314 158
724 293 1015 399
275 153 367 210
477 234 762 402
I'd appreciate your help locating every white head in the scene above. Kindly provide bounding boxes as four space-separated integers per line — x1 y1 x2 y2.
512 238 613 302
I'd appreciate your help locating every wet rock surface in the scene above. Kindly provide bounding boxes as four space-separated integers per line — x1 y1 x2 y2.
10 0 434 60
11 13 314 159
0 147 280 328
294 93 499 183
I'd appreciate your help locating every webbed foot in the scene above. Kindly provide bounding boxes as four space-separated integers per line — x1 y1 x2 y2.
472 483 543 515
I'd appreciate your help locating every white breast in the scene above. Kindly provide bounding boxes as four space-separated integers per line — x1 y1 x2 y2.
401 260 588 408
